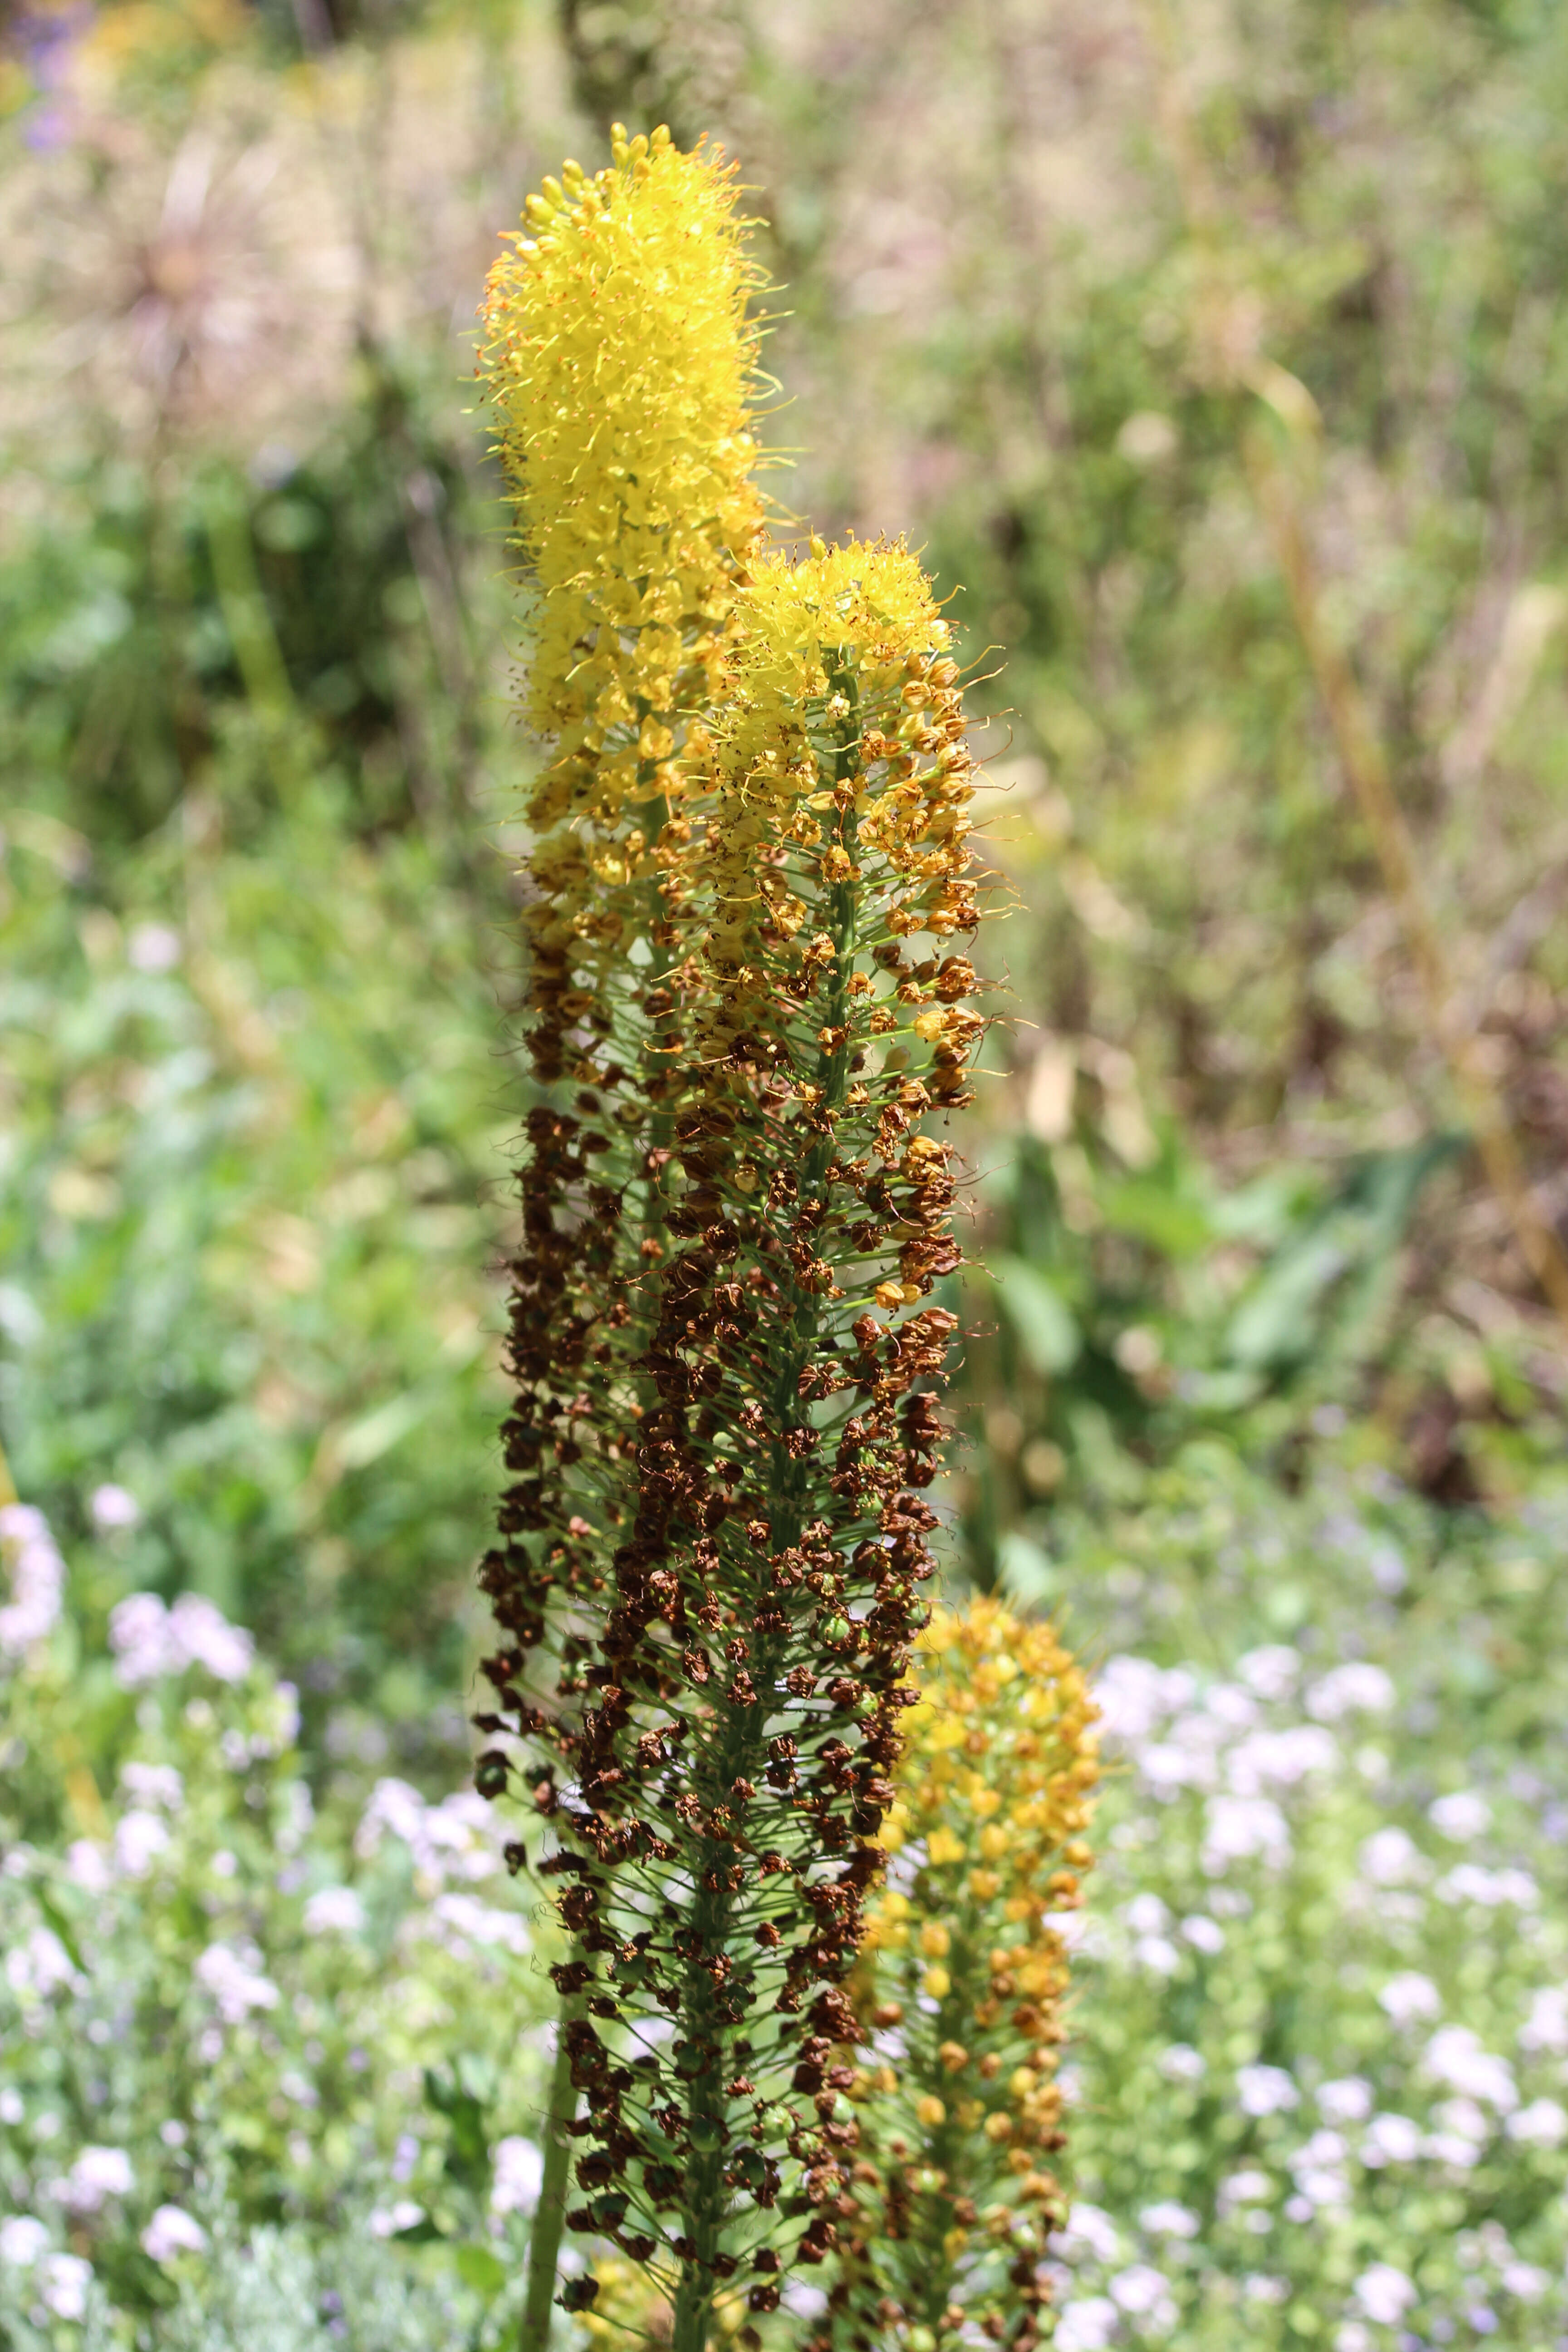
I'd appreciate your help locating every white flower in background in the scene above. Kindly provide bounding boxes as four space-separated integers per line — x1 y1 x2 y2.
0 1503 65 1657
89 1484 141 1531
355 1777 426 1859
59 2147 132 2214
1501 2262 1548 2301
1108 2264 1176 2328
1227 1726 1338 1796
1134 1935 1181 1976
1094 1656 1186 1743
1242 2274 1288 2305
1428 1790 1491 1842
1123 1893 1170 1935
1506 2098 1568 2146
1137 1740 1217 1798
127 922 181 973
1236 1646 1298 1700
0 2216 49 2266
1181 1914 1225 1954
1288 2129 1349 2209
63 1838 111 1893
120 1762 184 1811
194 1941 279 2024
421 1790 500 1881
1424 2026 1516 2111
39 2252 92 2320
1217 2169 1272 2213
1358 1828 1427 1885
302 1886 365 1935
1437 1863 1539 1909
142 2206 207 2262
0 2090 21 2124
276 1780 315 1857
1202 1794 1290 1872
1157 2044 1206 2083
170 1595 252 1682
1317 2078 1372 2125
1334 2328 1372 2352
1053 2204 1125 2265
1520 1986 1568 2053
490 2136 543 2215
1361 2112 1422 2167
1306 1663 1395 1721
1426 2096 1490 2167
113 1809 171 1879
1236 2065 1299 2118
1055 2299 1119 2351
368 2201 424 2239
6 1926 78 2000
354 1777 502 1883
1378 1972 1441 2027
426 1892 529 1958
1353 2264 1417 2325
108 1593 174 1685
1139 2202 1199 2240
1204 1681 1258 1729
109 1592 252 1688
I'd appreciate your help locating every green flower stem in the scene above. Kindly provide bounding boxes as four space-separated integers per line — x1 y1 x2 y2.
520 1985 584 2352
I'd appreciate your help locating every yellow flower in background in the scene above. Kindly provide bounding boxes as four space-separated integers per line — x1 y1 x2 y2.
828 1597 1100 2350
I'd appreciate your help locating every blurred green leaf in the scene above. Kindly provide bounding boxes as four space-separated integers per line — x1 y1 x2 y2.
986 1253 1081 1374
451 2244 509 2295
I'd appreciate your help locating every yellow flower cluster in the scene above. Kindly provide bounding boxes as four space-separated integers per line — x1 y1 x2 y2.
828 1599 1100 2352
691 534 978 1007
480 122 764 833
480 126 767 1084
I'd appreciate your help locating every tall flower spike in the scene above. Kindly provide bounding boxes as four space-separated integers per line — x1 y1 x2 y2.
820 1600 1100 2352
475 127 767 2352
474 119 765 1819
479 121 766 1083
476 132 998 2352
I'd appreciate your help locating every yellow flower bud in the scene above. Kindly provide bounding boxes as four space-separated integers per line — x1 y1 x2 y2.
919 1921 951 1958
915 2095 946 2129
922 1965 951 2000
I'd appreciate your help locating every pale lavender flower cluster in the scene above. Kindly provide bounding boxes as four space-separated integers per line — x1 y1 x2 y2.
108 1590 254 1686
0 1503 65 1659
1047 1632 1568 2343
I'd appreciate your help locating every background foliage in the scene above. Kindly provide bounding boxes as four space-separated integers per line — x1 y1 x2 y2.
3 0 1568 2343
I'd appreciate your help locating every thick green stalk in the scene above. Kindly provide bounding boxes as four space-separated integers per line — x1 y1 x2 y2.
519 1991 582 2352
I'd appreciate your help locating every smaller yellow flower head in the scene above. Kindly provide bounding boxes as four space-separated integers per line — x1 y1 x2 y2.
725 537 951 776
